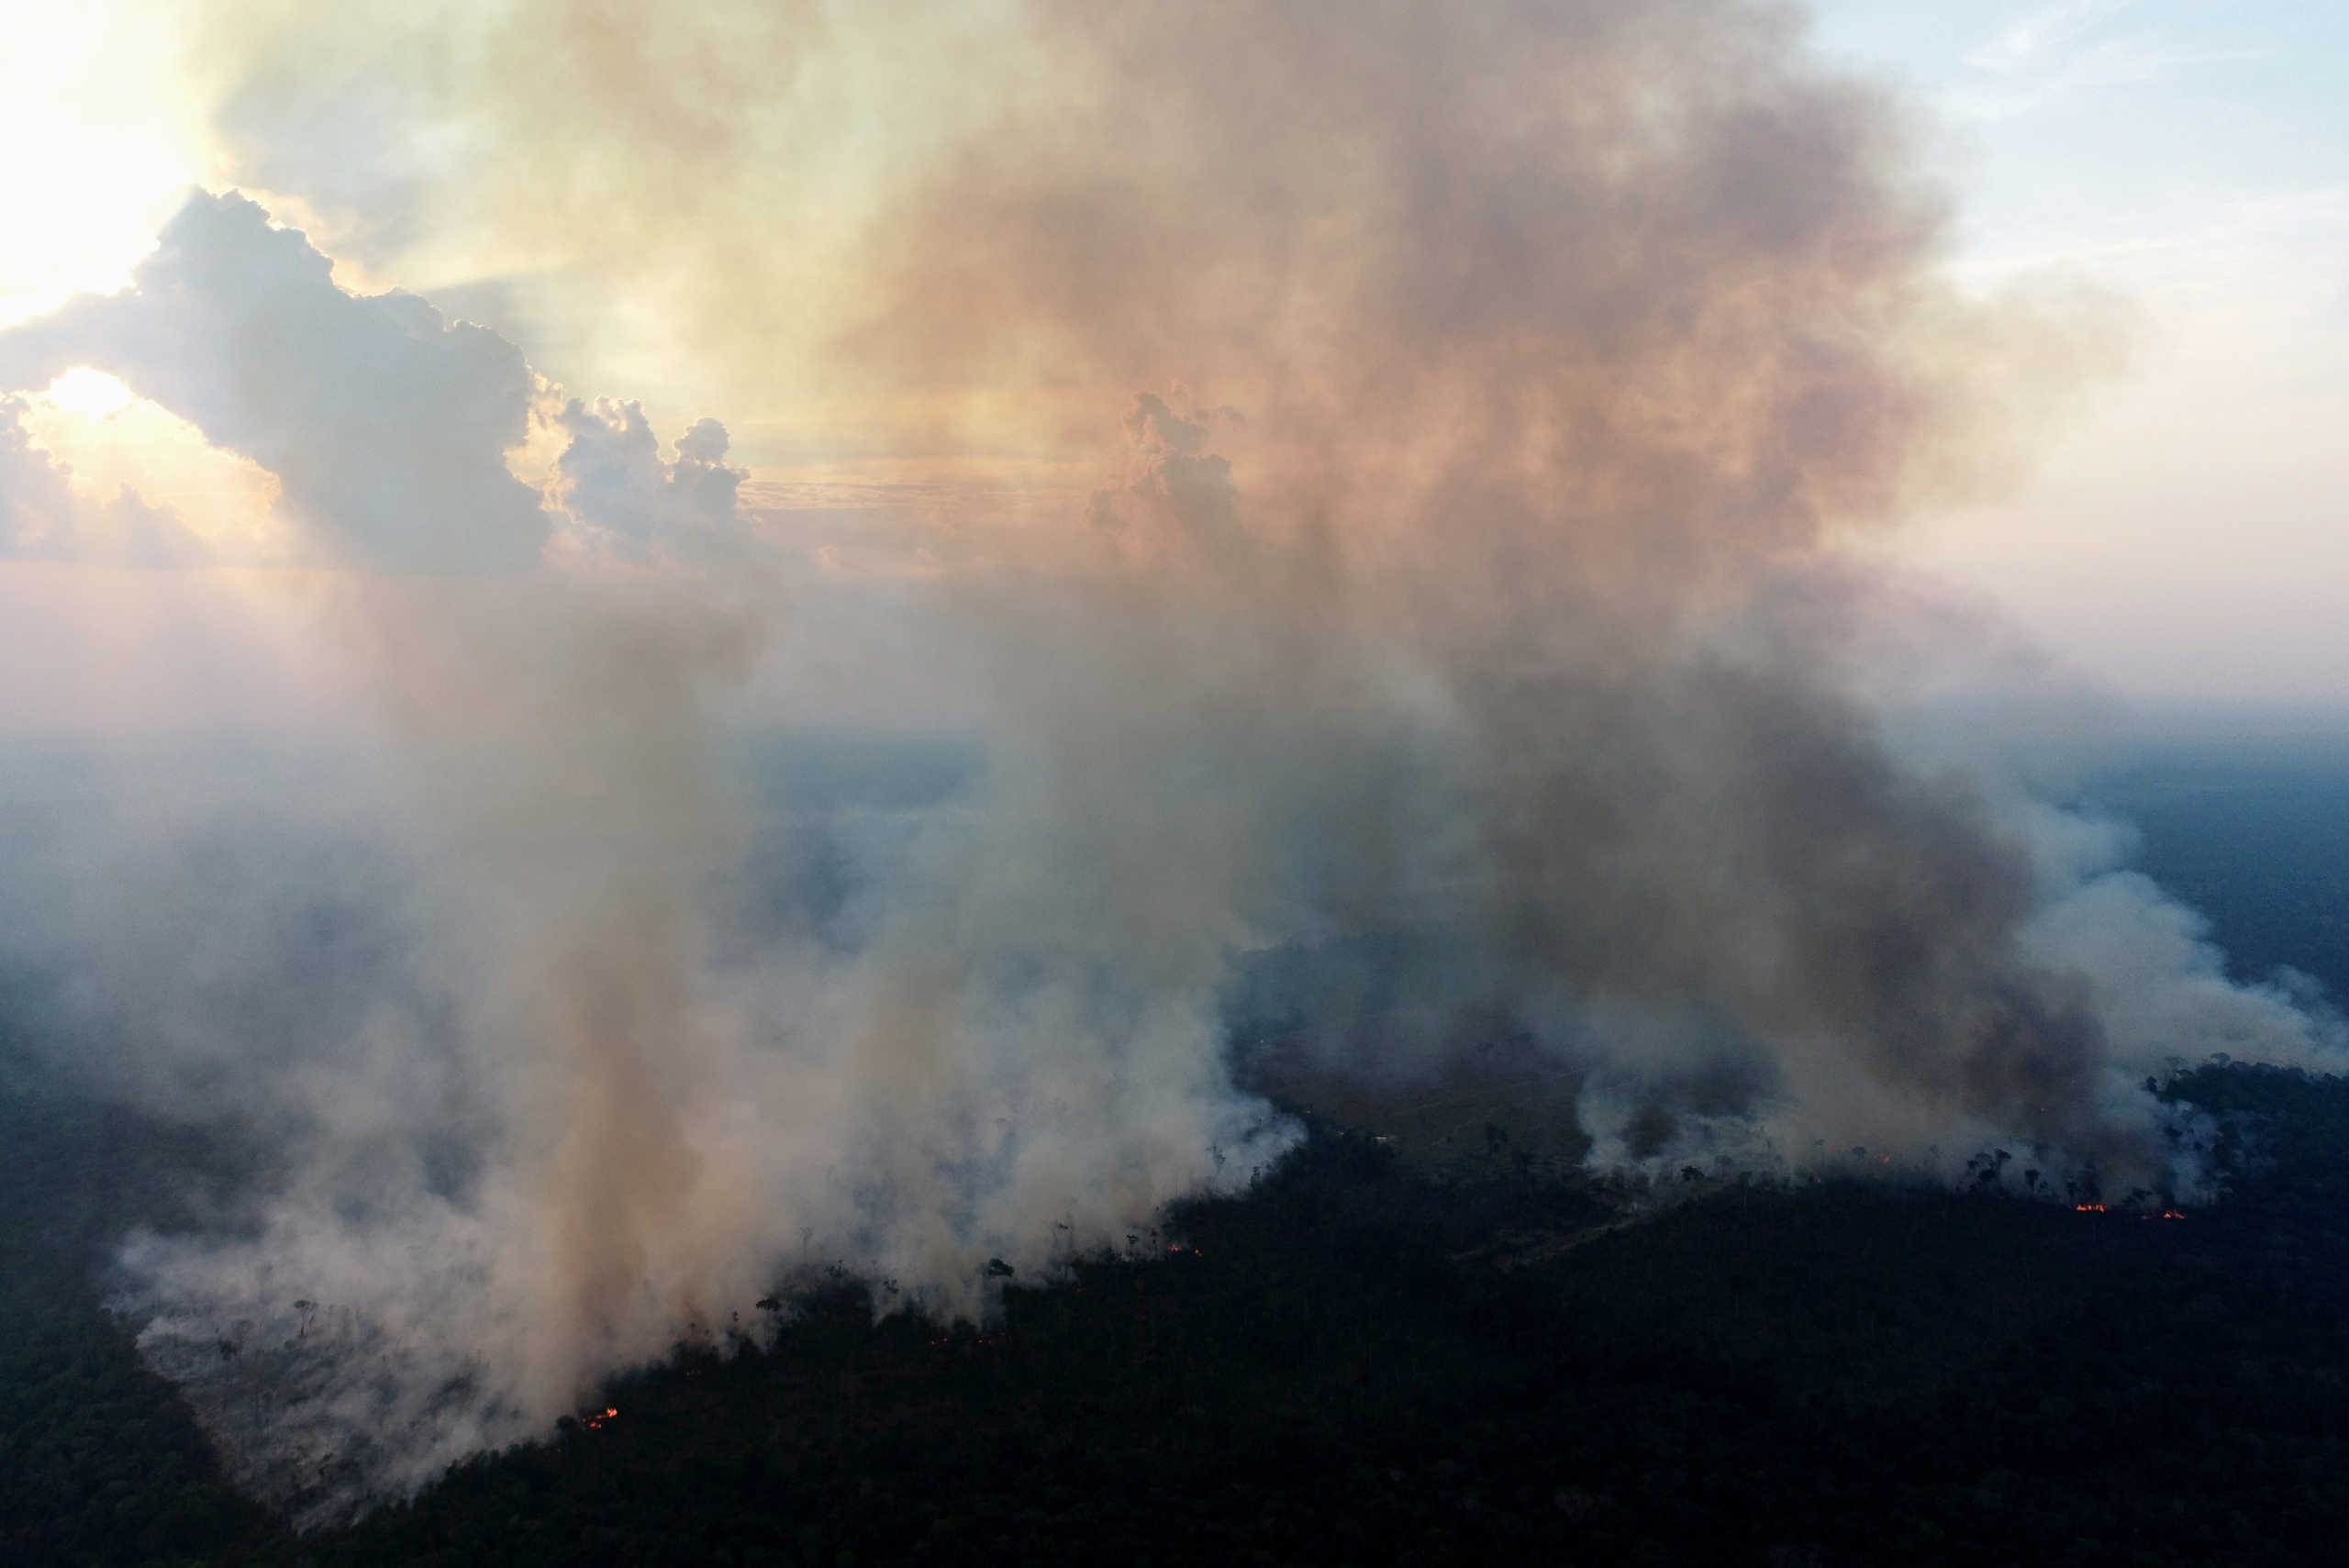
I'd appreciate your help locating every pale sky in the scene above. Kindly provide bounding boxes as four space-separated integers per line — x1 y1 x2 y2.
0 0 2343 718
1810 0 2349 707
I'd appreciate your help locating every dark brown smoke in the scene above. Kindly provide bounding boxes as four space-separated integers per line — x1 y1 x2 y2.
829 0 2151 1171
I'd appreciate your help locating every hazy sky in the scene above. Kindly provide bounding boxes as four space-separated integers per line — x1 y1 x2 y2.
0 0 2343 717
1810 1 2349 708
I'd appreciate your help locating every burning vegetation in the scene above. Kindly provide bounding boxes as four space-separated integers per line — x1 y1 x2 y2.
6 1059 2349 1564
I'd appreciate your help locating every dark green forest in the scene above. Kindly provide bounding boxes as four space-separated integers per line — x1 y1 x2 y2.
7 739 2349 1567
10 1051 2349 1568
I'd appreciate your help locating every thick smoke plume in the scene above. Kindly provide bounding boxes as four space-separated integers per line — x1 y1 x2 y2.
0 0 2338 1522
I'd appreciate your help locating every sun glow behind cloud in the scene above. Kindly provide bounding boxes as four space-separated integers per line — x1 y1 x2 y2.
0 363 316 734
23 372 286 554
40 368 136 424
0 9 217 326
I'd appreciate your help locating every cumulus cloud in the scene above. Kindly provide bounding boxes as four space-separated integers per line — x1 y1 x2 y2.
0 190 545 572
551 397 742 550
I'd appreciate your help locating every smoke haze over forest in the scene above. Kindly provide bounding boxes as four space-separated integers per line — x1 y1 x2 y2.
0 0 2343 1520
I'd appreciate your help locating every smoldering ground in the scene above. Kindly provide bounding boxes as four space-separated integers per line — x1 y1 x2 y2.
0 0 2342 1523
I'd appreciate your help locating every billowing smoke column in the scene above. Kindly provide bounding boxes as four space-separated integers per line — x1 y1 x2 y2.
0 0 2339 1523
817 0 2250 1173
0 186 1303 1515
